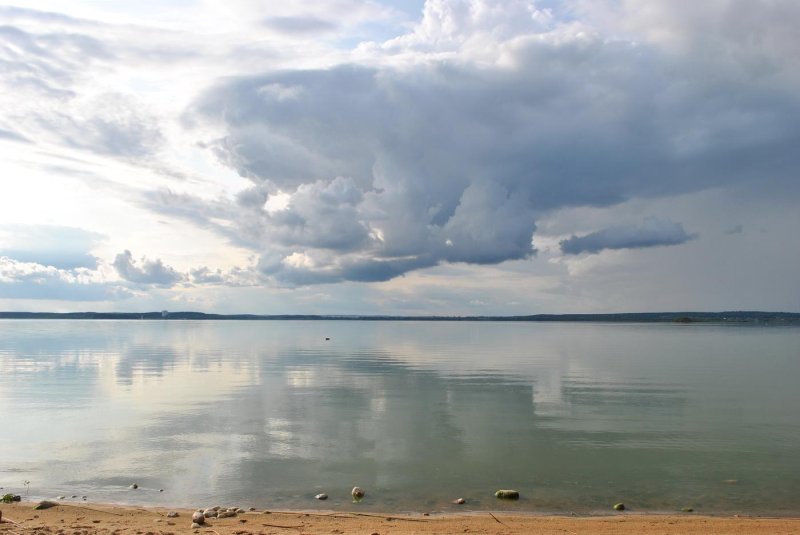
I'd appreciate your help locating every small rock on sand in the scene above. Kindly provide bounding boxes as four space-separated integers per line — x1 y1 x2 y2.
166 512 179 518
191 522 202 529
191 511 205 525
33 500 60 510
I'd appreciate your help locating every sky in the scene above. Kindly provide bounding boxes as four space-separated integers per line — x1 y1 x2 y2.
0 0 798 315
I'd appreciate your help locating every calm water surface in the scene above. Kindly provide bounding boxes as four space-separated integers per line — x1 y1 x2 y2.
0 320 798 514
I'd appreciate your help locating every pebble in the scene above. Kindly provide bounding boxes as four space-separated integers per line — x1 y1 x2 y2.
315 493 328 500
248 507 256 511
494 490 519 500
129 484 138 490
613 503 625 511
57 496 66 500
681 507 694 513
191 511 205 525
453 498 466 505
351 487 365 501
203 508 217 518
191 522 202 529
166 512 179 518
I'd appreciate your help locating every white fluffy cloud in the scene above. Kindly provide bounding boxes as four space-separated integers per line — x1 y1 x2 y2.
0 256 129 301
112 250 183 287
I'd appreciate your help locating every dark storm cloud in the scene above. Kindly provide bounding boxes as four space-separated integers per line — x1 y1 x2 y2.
559 218 695 255
187 20 800 284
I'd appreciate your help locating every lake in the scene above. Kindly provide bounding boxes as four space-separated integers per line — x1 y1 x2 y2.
0 320 798 514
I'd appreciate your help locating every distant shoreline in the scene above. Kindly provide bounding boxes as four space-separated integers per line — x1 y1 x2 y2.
0 311 799 324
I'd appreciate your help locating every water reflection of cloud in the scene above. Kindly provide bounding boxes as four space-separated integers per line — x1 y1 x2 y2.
2 320 799 512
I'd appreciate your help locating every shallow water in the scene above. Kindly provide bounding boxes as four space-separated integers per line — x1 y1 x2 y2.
0 320 798 514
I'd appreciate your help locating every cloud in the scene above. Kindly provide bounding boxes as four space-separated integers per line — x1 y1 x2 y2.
4 0 800 307
725 224 743 235
0 225 105 269
559 218 695 255
262 16 338 34
0 256 130 301
185 3 800 285
113 250 183 287
189 266 225 285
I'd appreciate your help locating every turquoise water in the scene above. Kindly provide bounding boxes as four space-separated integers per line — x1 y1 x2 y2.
0 320 798 514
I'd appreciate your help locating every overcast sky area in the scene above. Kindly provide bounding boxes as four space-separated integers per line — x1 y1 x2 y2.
0 0 798 315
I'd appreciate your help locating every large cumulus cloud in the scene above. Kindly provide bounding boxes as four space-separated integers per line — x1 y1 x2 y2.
181 0 800 286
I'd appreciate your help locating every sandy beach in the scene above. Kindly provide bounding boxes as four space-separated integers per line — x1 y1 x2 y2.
2 502 799 535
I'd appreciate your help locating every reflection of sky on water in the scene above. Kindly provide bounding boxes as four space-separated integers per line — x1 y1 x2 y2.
0 320 799 513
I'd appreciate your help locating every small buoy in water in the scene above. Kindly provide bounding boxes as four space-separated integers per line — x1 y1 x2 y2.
325 337 330 341
129 484 138 490
613 503 625 511
351 487 365 502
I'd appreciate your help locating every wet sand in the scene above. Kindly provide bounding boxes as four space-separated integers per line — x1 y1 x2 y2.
2 502 799 534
